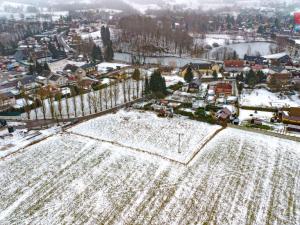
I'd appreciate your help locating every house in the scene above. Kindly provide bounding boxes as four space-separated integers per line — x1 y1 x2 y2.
216 108 232 122
188 78 201 92
63 64 79 73
224 60 244 72
79 78 98 90
74 68 87 80
267 72 292 90
182 63 220 75
263 52 291 65
215 83 232 97
81 63 97 75
282 107 300 126
48 74 68 87
244 55 265 65
0 92 16 111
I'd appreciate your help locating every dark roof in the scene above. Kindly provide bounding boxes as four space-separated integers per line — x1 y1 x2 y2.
269 66 286 73
49 74 62 81
39 70 52 78
81 63 96 70
64 64 79 72
183 63 212 70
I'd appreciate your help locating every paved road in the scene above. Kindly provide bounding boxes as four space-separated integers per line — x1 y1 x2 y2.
57 31 75 53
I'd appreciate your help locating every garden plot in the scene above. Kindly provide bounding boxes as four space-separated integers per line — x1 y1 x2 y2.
69 110 221 163
0 128 299 225
240 88 300 108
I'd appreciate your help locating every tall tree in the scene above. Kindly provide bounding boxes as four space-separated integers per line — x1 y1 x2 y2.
104 41 114 61
184 66 194 83
132 68 140 98
149 70 167 97
91 44 103 63
212 70 218 80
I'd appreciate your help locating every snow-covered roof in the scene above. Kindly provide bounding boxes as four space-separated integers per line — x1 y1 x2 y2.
263 52 288 59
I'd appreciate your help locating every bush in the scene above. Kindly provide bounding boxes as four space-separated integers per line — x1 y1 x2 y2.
175 109 194 118
169 82 183 91
205 105 222 112
245 124 273 130
181 102 193 108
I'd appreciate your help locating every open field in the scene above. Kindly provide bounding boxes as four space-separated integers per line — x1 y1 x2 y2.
0 110 300 224
240 89 300 108
69 110 222 163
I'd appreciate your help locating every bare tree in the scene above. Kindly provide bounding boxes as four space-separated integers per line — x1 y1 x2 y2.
109 82 113 108
103 86 109 110
56 93 63 120
71 87 77 118
87 91 92 115
123 79 127 103
99 88 103 111
37 88 47 120
65 96 70 119
91 91 98 113
113 81 120 106
127 79 131 102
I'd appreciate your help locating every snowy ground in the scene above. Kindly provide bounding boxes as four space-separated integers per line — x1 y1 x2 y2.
0 126 299 224
239 109 274 123
240 89 300 108
0 126 62 158
69 110 221 163
49 59 86 73
164 75 185 87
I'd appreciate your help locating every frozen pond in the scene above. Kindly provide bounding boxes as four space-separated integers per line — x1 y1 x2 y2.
114 52 209 67
115 41 277 66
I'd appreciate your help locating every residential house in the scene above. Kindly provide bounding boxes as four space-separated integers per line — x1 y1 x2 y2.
216 107 232 122
182 63 220 76
215 83 232 97
224 60 244 73
282 107 300 131
244 55 265 65
81 63 97 75
48 74 68 87
0 92 16 111
263 52 291 65
188 78 201 92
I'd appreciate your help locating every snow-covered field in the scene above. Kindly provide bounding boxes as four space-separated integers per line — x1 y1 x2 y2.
240 89 300 108
0 126 61 158
0 125 299 224
69 110 221 163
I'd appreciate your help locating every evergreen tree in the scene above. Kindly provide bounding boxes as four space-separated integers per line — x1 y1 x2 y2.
91 44 103 62
184 66 194 83
104 41 114 61
132 68 141 97
43 62 50 71
256 70 266 83
245 69 257 87
212 70 218 80
149 70 167 97
36 61 43 74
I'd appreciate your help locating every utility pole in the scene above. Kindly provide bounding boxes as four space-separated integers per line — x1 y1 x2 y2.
178 133 182 154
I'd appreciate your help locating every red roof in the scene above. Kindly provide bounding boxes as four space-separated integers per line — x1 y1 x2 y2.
224 60 244 68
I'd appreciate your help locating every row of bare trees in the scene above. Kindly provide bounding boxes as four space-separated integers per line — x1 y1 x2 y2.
20 78 145 121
